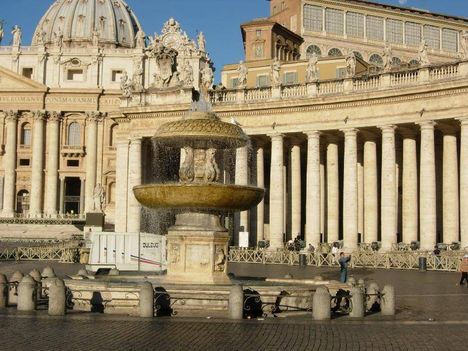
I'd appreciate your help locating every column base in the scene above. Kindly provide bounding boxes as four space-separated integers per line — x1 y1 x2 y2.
1 210 14 218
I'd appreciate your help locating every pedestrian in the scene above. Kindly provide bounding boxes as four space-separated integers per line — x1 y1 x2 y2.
458 254 468 286
338 252 352 283
331 243 339 257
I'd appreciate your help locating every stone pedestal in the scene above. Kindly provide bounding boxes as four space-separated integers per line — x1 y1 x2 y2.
165 212 231 285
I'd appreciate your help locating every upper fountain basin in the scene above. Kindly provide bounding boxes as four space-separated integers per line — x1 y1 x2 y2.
133 183 264 211
154 112 248 149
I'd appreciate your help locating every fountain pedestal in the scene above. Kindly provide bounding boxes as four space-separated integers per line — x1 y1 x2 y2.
165 212 231 284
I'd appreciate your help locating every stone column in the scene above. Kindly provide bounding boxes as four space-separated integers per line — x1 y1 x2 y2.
342 129 358 250
306 131 320 247
0 176 4 211
235 146 249 232
115 139 130 233
2 111 18 217
84 112 100 213
357 145 364 243
326 138 339 243
269 134 284 250
419 121 437 250
290 142 301 238
29 111 46 217
256 145 265 242
59 177 65 215
443 130 459 244
363 139 378 243
44 112 61 217
380 125 397 251
460 119 468 249
127 137 142 233
79 178 85 215
402 130 418 244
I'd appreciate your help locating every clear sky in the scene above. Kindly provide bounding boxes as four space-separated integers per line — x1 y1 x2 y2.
0 0 467 81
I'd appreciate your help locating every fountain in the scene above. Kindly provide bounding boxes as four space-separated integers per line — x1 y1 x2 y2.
133 103 264 284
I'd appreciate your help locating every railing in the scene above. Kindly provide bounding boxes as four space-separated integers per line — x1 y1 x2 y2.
0 246 80 263
281 84 307 98
430 64 459 80
0 214 85 224
390 70 419 85
353 75 381 91
318 80 344 94
245 87 272 101
228 248 465 272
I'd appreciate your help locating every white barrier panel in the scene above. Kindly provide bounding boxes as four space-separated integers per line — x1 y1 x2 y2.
86 232 167 272
239 232 249 248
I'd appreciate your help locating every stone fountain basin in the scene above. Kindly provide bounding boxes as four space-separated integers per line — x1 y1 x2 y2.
133 183 264 211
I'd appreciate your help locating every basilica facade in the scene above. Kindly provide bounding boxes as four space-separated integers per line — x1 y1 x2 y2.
1 0 468 252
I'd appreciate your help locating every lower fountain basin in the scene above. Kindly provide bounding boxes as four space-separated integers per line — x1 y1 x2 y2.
133 183 264 211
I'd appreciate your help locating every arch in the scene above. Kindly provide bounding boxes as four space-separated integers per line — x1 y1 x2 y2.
16 189 29 214
353 51 363 60
369 53 383 66
20 123 32 146
409 59 420 66
392 57 402 66
328 48 343 57
306 45 322 58
109 124 117 146
67 122 81 146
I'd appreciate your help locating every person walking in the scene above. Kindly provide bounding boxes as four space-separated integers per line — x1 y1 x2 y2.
338 252 352 283
458 254 468 286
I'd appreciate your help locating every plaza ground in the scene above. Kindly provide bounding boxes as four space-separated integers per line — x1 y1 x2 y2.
0 261 467 350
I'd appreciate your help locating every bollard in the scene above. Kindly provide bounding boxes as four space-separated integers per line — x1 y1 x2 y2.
139 282 154 318
0 274 8 308
228 284 244 320
357 279 365 290
29 269 42 300
348 277 356 287
366 282 380 312
41 266 56 279
109 268 120 276
48 278 66 316
312 286 331 321
349 287 365 318
17 275 36 311
381 285 395 316
77 269 88 277
8 271 24 306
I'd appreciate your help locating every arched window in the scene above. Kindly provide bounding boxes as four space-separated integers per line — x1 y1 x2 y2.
369 53 383 66
392 57 402 66
20 123 31 146
328 48 343 57
16 189 29 214
306 45 322 58
67 122 81 146
353 51 363 60
409 59 420 66
109 124 117 146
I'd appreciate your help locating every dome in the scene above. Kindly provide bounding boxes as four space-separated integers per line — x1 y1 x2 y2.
32 0 143 48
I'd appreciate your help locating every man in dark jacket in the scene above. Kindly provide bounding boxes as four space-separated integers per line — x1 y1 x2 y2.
338 252 351 283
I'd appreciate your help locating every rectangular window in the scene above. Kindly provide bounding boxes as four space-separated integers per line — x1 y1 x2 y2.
230 78 239 89
424 25 440 49
253 43 264 58
19 159 30 167
336 67 347 79
442 29 458 52
22 68 33 79
67 159 80 167
256 75 270 88
282 72 298 85
303 4 323 32
386 19 403 44
256 30 262 38
111 70 123 82
67 69 84 81
346 12 364 38
366 16 384 41
405 22 421 46
325 8 344 35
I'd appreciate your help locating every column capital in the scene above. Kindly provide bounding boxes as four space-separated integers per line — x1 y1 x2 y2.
340 128 358 137
4 110 19 122
85 111 103 123
48 111 62 122
129 136 143 145
417 120 436 130
304 130 321 139
378 124 397 133
267 132 284 140
32 110 47 121
456 117 468 126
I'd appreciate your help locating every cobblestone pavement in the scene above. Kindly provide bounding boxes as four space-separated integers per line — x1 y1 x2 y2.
0 313 467 351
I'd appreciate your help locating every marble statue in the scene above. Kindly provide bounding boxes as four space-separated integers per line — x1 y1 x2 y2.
237 60 248 89
135 30 146 49
34 31 44 46
201 65 214 90
179 146 195 182
383 45 393 72
180 60 194 87
197 32 206 52
306 54 319 82
461 31 468 59
93 184 105 212
418 40 430 66
346 53 356 77
271 58 281 86
11 25 21 47
120 70 132 98
214 248 226 272
204 148 220 182
54 27 63 48
132 62 144 92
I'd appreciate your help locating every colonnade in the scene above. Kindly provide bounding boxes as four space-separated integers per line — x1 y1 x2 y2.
0 110 102 218
235 120 468 251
